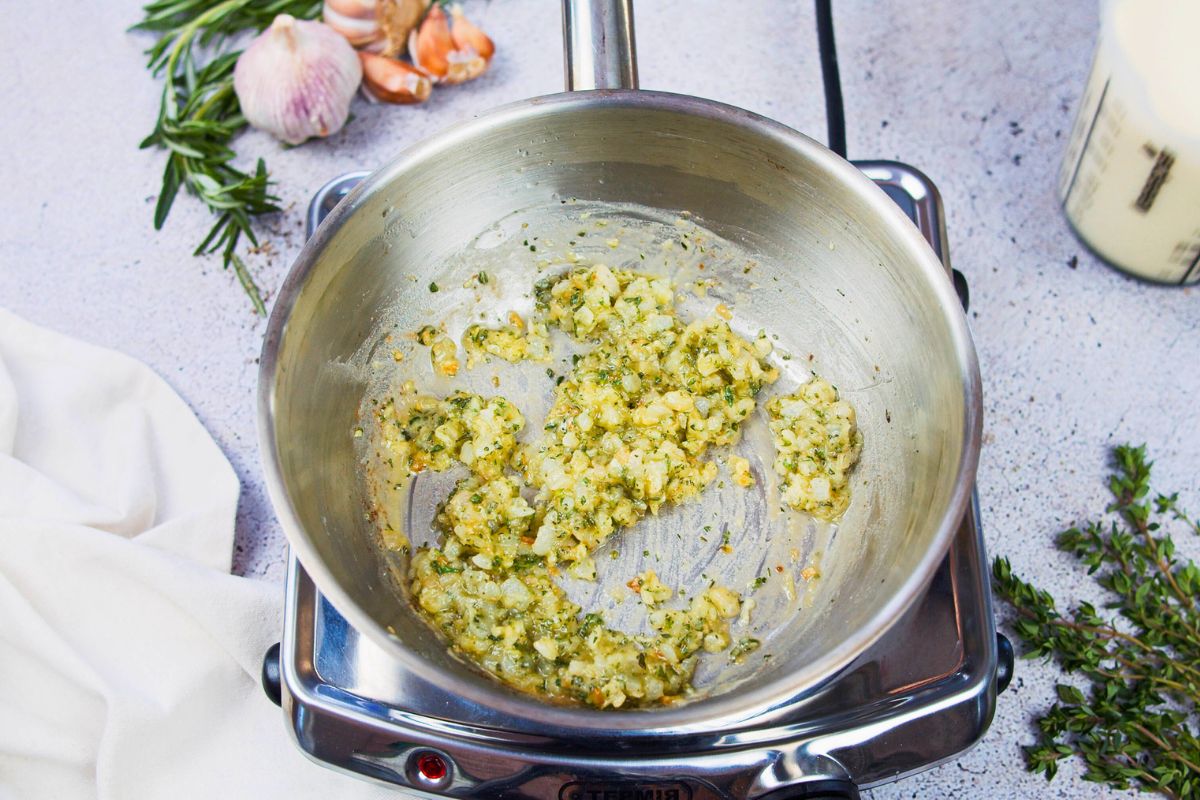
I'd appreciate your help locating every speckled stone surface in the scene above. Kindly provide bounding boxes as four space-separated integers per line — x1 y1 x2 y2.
2 1 1196 796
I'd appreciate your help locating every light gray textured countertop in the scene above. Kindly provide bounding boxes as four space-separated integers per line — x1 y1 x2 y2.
2 1 1196 797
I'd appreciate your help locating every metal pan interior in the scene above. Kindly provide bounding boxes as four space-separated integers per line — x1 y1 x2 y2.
259 90 980 736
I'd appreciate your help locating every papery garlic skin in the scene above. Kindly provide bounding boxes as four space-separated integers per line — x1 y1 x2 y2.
324 0 426 56
234 14 363 146
443 49 486 85
411 4 453 79
450 4 493 61
377 0 427 57
323 0 380 48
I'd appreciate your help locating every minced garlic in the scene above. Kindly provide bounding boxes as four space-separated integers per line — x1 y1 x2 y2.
632 569 673 607
380 263 785 709
417 325 460 377
408 463 745 707
766 378 862 519
376 391 524 480
518 265 778 580
462 319 551 368
729 455 754 488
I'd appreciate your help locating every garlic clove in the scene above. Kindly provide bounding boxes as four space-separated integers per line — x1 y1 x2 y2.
360 52 433 104
377 0 428 57
324 0 427 55
442 49 487 85
234 14 363 146
323 0 383 48
449 4 494 62
411 4 453 79
417 4 493 85
325 0 376 18
407 28 421 68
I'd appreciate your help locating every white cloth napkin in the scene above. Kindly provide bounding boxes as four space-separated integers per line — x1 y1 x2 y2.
0 310 396 800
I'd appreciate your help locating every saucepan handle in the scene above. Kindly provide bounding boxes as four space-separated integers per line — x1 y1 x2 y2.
562 0 639 91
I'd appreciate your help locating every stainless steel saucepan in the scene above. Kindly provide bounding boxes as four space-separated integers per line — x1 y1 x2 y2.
258 0 981 738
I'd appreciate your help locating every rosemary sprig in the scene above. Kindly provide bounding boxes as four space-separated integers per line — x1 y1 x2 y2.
994 444 1200 799
134 0 322 314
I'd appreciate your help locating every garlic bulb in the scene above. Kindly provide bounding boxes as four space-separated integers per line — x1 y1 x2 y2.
234 14 363 146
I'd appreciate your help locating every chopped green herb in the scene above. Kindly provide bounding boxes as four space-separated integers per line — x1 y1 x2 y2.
729 637 761 663
511 554 543 571
579 613 603 637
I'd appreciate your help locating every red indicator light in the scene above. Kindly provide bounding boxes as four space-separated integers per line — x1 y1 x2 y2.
416 753 448 782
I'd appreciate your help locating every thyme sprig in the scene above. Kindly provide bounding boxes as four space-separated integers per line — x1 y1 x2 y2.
133 0 322 314
994 445 1200 798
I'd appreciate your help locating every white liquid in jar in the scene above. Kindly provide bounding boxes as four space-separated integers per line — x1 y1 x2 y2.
1058 0 1200 284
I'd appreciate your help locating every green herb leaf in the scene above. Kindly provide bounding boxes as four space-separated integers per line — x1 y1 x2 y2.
135 0 323 313
994 445 1200 798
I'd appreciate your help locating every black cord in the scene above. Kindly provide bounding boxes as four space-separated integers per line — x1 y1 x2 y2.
815 0 847 159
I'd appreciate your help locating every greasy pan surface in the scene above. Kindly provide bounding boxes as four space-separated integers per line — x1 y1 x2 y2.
258 90 981 737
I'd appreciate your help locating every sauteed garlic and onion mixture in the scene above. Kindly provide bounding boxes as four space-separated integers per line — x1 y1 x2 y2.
362 235 862 709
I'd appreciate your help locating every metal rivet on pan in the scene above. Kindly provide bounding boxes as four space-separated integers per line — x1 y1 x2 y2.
409 750 452 789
